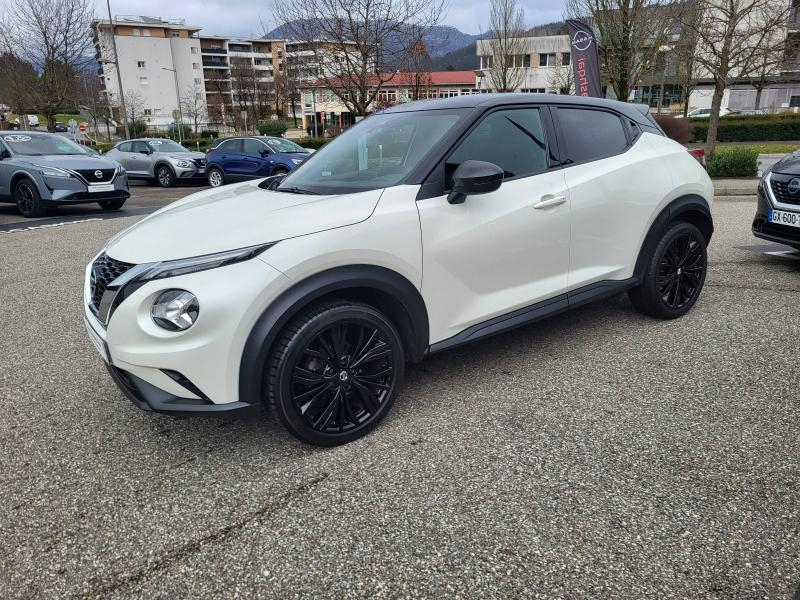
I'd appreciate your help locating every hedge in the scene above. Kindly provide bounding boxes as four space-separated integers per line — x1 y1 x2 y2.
259 121 289 137
706 147 758 178
692 114 800 143
296 137 329 150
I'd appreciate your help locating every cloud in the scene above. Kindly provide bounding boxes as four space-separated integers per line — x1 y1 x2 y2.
95 0 565 36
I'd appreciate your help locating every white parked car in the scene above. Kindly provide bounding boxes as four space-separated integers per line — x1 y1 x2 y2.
84 95 714 445
686 106 731 118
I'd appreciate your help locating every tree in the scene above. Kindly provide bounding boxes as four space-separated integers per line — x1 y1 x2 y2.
122 89 146 125
271 0 446 116
0 0 94 131
0 53 38 121
564 0 678 101
745 41 788 110
670 10 703 117
547 62 574 94
682 0 790 155
484 0 527 92
403 38 434 100
181 83 208 134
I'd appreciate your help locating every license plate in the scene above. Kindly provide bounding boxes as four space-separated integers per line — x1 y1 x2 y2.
768 208 800 229
88 183 115 193
84 317 109 363
197 169 205 174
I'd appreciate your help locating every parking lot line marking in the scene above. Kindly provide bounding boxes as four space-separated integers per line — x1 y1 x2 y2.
0 207 159 234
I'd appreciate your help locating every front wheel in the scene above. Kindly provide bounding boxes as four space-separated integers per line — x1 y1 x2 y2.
98 199 126 211
15 179 47 218
272 167 289 177
266 300 405 446
207 167 225 188
629 222 708 319
155 165 175 188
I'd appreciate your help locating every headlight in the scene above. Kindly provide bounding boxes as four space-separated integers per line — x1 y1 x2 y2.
291 159 304 165
116 165 127 175
152 290 199 331
175 160 191 168
35 165 71 178
135 243 277 282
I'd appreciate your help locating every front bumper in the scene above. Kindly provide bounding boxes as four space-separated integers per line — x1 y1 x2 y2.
172 162 206 180
83 253 293 415
43 173 129 204
752 178 800 248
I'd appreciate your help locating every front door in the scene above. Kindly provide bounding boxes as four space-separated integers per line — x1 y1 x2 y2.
417 106 571 345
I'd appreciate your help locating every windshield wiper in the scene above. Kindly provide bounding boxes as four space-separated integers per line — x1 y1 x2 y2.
277 186 320 195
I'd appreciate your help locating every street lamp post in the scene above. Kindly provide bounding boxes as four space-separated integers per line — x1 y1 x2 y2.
162 67 183 144
105 0 130 139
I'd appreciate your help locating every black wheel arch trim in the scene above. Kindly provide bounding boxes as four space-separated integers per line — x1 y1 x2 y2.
154 162 175 178
633 194 713 282
239 264 429 407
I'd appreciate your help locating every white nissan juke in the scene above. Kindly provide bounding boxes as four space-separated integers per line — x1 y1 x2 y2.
84 94 714 446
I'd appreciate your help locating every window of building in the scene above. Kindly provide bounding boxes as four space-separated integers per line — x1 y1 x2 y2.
562 53 571 66
171 31 180 38
194 77 202 84
191 47 199 54
791 95 800 108
557 108 629 163
137 60 145 68
139 76 148 85
193 63 200 69
539 53 557 67
144 109 152 116
446 108 549 185
520 88 546 93
143 29 151 37
132 28 141 36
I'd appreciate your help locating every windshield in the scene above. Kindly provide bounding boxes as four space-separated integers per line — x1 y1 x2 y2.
147 139 189 153
266 138 307 154
2 134 87 156
278 109 466 194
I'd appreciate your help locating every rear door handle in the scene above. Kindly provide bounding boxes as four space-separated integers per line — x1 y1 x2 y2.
534 195 567 210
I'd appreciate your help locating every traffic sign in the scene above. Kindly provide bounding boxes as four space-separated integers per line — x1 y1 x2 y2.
78 122 87 133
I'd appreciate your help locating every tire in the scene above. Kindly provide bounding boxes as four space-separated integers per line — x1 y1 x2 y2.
207 167 225 188
629 222 708 319
266 300 405 446
98 199 126 211
14 179 47 218
155 164 175 188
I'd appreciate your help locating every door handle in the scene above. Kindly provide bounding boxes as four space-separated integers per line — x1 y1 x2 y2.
534 195 567 210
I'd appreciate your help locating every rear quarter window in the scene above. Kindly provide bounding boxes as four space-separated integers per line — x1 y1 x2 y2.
557 107 629 164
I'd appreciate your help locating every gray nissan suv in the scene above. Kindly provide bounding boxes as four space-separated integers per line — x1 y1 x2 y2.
0 131 129 218
104 138 206 187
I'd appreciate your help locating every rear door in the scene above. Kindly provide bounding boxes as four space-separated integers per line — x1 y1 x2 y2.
417 106 571 345
127 141 152 176
113 142 139 174
241 138 271 178
552 106 672 288
214 139 244 179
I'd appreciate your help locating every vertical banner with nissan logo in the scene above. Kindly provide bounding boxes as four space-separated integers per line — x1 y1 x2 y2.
566 19 602 98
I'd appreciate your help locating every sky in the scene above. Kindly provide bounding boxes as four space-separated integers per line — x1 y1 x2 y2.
92 0 566 38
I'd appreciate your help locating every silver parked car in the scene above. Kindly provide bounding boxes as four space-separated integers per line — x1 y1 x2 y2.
105 138 206 187
0 131 129 218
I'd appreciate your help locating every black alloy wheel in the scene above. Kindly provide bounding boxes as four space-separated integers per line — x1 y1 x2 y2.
629 221 708 319
156 165 175 188
15 179 46 218
268 301 404 446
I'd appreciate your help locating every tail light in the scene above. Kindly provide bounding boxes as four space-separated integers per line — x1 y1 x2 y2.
687 147 706 168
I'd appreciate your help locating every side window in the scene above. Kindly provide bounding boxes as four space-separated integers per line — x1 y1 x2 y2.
117 142 132 153
446 108 549 186
243 139 266 154
219 139 243 153
132 141 149 153
557 108 629 164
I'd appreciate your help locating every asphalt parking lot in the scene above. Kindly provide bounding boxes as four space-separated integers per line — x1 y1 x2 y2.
1 186 799 598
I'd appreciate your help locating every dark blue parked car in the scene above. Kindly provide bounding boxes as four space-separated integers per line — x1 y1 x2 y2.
205 136 312 187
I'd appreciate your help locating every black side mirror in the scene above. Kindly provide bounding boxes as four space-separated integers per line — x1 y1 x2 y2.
139 149 150 155
260 148 271 157
447 160 504 205
0 149 9 160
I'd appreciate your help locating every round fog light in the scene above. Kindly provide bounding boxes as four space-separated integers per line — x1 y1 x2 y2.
151 290 199 331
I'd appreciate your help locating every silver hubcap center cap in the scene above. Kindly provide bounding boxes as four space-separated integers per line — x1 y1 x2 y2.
339 371 349 382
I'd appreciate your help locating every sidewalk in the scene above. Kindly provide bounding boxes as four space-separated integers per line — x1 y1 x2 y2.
713 178 758 197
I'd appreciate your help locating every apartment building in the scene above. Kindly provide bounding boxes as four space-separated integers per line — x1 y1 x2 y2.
92 16 205 127
474 36 572 94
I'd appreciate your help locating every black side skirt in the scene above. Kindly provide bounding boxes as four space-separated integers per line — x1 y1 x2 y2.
428 277 638 354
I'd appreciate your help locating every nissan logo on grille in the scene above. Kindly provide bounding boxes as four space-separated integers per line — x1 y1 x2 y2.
94 170 103 180
788 178 800 195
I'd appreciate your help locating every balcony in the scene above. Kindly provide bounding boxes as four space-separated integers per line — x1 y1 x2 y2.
201 47 227 55
202 57 229 67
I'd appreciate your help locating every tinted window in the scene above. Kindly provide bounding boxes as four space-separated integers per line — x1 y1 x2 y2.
219 139 242 152
447 108 549 185
117 142 132 152
557 108 628 163
243 138 266 154
131 141 149 153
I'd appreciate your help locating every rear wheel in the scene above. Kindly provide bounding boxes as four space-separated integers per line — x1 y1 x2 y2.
207 167 225 188
266 300 405 446
14 179 47 218
98 199 126 211
155 164 175 188
629 222 707 319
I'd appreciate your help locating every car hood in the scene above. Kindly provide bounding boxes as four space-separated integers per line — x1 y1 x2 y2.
105 180 383 263
14 154 120 170
770 151 800 175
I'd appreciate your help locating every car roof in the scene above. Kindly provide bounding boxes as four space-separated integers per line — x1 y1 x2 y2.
384 93 654 125
0 130 54 137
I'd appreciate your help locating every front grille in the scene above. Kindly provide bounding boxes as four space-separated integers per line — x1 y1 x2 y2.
191 158 206 168
90 253 134 312
770 175 800 206
75 168 116 183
